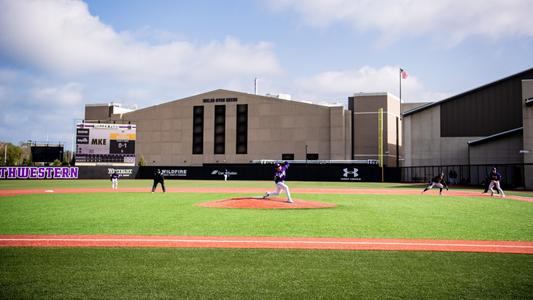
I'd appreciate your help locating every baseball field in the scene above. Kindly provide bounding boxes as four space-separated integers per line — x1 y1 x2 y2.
1 180 532 299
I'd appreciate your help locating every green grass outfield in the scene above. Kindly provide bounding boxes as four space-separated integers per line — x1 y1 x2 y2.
1 180 532 299
0 192 532 240
1 248 532 299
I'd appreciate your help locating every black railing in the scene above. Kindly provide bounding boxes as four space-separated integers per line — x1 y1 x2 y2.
400 163 531 188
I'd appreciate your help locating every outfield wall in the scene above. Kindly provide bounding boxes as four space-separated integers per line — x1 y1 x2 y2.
76 164 382 182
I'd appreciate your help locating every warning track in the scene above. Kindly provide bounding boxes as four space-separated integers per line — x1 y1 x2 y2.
0 235 531 254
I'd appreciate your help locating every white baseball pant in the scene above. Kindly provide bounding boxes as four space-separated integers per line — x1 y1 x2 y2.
266 182 293 203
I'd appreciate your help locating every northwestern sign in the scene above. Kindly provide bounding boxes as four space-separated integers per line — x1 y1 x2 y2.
0 167 79 179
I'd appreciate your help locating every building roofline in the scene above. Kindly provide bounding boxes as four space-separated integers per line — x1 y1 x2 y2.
85 103 121 107
467 127 523 146
125 88 345 115
403 67 533 117
352 92 400 102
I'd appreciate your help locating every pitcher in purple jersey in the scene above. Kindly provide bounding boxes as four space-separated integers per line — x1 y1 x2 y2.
263 161 293 203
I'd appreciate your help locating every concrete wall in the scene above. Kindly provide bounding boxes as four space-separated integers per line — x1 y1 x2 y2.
403 104 482 167
350 93 401 166
84 105 110 121
119 90 351 166
441 137 474 165
329 107 351 160
403 105 441 166
523 80 533 189
469 133 523 165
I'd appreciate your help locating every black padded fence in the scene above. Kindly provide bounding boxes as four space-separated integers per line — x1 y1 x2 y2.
77 163 382 182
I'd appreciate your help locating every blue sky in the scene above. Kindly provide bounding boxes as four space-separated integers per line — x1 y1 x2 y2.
1 0 532 150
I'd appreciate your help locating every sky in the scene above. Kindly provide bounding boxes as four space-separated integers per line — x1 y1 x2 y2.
0 0 532 151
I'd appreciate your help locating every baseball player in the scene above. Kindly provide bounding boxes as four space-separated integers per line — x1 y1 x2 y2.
488 167 505 197
223 169 229 182
263 161 293 203
110 171 119 190
152 169 166 193
421 173 449 195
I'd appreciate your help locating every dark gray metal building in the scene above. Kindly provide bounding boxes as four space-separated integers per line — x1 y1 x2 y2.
402 68 533 188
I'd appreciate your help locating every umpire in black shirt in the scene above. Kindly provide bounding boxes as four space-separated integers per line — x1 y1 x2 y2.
152 169 166 193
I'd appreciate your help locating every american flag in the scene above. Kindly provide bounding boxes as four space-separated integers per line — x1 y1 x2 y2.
400 68 408 79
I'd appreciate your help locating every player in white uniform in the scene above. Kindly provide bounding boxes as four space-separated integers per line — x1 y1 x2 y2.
263 162 293 203
110 171 119 190
223 169 229 182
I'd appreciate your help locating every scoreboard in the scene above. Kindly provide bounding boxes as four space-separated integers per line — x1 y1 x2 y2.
75 123 136 166
31 145 64 163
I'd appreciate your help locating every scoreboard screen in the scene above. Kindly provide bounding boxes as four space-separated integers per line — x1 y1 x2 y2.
31 146 64 163
75 123 136 165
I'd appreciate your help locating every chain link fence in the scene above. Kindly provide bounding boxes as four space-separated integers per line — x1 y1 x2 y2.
401 164 530 188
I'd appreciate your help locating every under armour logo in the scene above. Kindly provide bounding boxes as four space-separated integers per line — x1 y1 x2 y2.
343 168 359 177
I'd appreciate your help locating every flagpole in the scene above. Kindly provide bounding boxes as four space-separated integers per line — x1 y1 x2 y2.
399 68 402 104
398 68 402 169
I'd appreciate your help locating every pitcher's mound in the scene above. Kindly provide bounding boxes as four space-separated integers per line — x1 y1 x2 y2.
198 197 337 209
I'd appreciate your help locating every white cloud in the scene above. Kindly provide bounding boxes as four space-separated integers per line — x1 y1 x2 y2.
293 65 452 103
0 0 281 79
0 0 283 148
31 82 84 107
267 0 533 45
0 70 85 147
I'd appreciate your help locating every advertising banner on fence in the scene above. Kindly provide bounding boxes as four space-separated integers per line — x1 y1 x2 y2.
77 166 139 179
0 167 79 179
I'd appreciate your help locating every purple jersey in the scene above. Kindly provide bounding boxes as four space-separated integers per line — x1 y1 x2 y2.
490 171 502 181
274 163 289 183
111 173 119 180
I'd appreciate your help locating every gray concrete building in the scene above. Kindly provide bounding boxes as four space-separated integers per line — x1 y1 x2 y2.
83 89 407 168
522 79 533 188
349 93 402 167
81 69 532 187
87 89 353 166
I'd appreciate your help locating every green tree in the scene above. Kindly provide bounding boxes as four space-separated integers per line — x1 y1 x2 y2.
52 159 62 166
138 155 146 166
0 143 24 166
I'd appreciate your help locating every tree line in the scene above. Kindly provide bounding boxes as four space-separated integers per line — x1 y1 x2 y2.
0 142 73 166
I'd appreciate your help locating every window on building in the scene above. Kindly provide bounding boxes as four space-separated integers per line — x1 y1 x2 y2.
282 153 294 160
214 105 225 154
236 104 248 154
306 153 319 160
192 106 204 154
